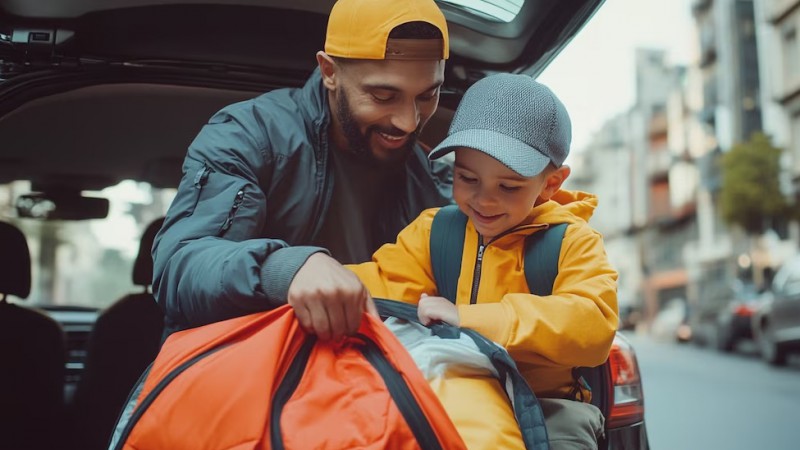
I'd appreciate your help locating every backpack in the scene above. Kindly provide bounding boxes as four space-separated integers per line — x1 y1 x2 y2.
375 299 550 450
430 205 592 401
109 305 467 450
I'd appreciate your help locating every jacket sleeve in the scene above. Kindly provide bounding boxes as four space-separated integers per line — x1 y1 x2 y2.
345 209 439 303
152 108 326 331
458 225 619 368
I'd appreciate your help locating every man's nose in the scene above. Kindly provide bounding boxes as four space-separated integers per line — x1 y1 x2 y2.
390 101 420 135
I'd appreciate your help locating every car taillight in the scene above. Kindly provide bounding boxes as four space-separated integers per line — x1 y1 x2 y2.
733 304 755 317
607 335 645 428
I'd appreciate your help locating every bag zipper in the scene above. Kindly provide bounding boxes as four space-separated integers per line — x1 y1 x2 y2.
111 344 230 450
270 337 316 450
271 335 442 450
359 336 443 450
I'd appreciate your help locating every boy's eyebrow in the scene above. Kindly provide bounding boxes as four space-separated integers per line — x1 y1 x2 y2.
498 174 529 182
454 162 472 171
362 81 443 94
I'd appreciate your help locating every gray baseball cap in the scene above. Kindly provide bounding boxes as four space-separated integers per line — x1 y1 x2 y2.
428 73 571 177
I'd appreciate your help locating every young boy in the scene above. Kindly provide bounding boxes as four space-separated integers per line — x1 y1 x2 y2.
347 73 618 450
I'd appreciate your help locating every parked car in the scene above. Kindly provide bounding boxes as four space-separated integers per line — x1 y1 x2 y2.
752 255 800 366
0 0 648 449
688 279 764 351
714 282 769 352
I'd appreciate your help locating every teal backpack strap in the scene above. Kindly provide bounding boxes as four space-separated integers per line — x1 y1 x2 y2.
429 205 468 304
523 224 568 296
524 223 600 403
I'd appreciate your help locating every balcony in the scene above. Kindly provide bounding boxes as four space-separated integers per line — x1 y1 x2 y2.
648 145 672 180
698 102 716 126
699 25 717 68
649 112 668 137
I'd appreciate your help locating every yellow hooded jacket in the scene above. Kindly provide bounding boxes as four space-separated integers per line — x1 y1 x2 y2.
347 189 619 399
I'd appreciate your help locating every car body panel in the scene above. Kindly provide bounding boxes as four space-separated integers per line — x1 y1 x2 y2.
753 255 800 365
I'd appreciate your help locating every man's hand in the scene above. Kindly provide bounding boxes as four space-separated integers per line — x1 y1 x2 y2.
417 293 459 327
288 253 378 340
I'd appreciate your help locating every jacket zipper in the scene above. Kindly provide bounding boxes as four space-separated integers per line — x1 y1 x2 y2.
220 188 245 234
469 225 540 304
112 344 230 450
359 336 443 450
270 337 316 450
193 164 212 189
469 235 485 305
307 112 334 243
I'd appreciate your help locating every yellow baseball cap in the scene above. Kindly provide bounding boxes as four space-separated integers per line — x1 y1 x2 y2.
325 0 449 60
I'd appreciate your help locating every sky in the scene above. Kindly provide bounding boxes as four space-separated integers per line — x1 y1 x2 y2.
537 0 696 154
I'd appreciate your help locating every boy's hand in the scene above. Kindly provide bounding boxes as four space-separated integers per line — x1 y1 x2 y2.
417 293 460 327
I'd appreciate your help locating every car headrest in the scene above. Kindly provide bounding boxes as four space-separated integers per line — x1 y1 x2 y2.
132 217 165 287
0 221 31 299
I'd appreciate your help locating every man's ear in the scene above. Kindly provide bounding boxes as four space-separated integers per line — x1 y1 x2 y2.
316 51 338 91
540 165 571 201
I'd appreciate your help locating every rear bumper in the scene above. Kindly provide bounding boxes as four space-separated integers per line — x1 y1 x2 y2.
606 421 649 450
729 315 753 339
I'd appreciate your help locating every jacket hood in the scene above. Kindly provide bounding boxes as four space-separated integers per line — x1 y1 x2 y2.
529 189 598 226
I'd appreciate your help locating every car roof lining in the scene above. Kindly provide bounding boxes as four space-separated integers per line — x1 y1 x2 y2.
0 83 257 189
0 82 456 190
1 0 338 18
0 0 602 74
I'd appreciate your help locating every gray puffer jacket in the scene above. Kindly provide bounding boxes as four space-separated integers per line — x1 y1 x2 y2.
152 69 453 334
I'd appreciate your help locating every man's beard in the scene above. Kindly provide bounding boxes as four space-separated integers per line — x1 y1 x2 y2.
336 88 421 167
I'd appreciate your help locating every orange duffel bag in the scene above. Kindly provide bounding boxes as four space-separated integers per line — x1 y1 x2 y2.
110 304 466 450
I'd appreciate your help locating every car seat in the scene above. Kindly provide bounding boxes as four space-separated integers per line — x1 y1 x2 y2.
68 218 166 450
0 221 66 450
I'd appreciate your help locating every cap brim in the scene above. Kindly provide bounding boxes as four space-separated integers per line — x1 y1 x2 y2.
428 129 551 177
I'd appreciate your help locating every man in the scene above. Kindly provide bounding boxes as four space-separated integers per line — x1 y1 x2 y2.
152 0 452 341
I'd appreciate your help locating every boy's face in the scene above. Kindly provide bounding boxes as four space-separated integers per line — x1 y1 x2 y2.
452 147 568 241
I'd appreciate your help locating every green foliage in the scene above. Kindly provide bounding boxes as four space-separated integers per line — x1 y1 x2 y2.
720 133 790 234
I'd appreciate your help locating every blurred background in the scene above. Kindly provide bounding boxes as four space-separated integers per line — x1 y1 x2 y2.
540 0 800 448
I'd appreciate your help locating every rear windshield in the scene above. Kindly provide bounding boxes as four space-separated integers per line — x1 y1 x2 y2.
438 0 524 23
0 180 175 309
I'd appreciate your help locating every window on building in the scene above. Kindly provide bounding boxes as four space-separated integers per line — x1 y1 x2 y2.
783 26 799 81
792 114 800 178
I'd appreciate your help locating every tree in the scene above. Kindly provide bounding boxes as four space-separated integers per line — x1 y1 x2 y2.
720 133 790 234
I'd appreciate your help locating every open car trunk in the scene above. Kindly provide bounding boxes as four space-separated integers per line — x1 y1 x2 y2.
0 0 604 192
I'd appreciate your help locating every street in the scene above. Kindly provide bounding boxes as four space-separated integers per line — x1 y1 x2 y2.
625 333 800 450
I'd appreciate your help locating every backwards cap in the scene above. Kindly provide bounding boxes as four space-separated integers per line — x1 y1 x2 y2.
325 0 449 60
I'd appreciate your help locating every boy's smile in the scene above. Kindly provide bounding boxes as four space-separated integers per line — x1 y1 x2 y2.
452 147 570 241
452 147 545 241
